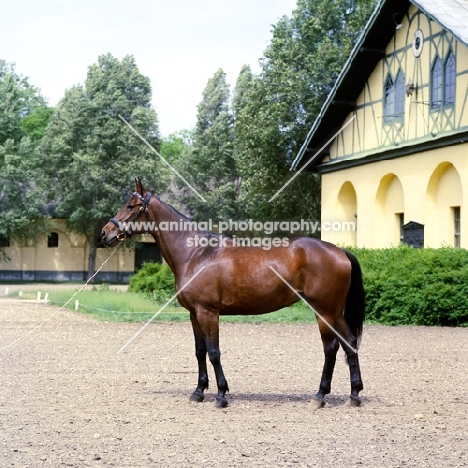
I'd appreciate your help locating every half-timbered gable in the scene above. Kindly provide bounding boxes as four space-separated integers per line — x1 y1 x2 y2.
293 0 468 248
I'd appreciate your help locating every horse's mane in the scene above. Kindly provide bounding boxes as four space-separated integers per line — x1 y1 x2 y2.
165 202 192 222
160 199 220 237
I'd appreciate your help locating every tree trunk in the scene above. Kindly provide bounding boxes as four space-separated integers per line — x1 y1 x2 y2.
87 237 97 281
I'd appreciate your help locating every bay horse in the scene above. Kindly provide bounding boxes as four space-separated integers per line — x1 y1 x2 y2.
101 178 365 409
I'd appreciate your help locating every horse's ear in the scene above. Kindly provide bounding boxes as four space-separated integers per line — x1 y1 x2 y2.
135 177 145 195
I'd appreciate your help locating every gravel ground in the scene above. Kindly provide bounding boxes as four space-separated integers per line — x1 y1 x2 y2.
1 299 467 467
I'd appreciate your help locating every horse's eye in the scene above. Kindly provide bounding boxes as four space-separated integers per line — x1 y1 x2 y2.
127 204 135 210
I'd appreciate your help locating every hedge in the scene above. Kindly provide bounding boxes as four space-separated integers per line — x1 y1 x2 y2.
128 247 468 326
349 246 468 326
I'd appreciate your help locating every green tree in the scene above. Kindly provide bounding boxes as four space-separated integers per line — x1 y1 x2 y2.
41 54 167 279
177 69 240 221
0 62 50 259
234 0 375 225
0 61 47 144
232 65 254 119
160 129 193 165
20 106 54 143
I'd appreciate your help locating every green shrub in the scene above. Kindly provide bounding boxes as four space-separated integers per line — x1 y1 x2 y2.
128 249 468 326
348 246 468 326
128 262 177 305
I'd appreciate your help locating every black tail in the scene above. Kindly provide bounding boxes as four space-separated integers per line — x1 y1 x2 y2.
343 250 365 348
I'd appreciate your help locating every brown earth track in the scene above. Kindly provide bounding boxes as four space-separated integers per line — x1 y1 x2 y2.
1 299 467 467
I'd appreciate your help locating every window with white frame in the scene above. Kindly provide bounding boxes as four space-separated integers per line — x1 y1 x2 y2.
384 70 405 121
431 52 456 109
453 206 461 248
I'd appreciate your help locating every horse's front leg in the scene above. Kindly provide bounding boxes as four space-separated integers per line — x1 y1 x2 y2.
190 312 209 402
195 307 229 408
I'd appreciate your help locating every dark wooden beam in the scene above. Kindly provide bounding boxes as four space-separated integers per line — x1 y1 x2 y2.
359 47 386 57
331 100 356 107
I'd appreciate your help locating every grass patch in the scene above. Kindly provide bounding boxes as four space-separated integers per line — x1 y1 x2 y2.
15 286 317 324
45 288 187 322
220 302 316 324
9 290 41 299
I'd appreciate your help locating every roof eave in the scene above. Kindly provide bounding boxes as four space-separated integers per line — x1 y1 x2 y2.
411 0 468 47
291 0 410 171
316 130 468 174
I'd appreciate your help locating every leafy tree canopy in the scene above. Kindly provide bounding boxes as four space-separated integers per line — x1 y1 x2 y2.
234 0 375 224
0 61 47 144
40 53 167 277
20 106 54 143
175 69 240 222
161 129 194 165
0 61 50 257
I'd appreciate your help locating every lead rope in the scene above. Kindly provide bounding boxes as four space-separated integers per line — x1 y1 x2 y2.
0 242 122 352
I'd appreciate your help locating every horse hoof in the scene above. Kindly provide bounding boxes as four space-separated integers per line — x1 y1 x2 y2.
190 391 205 403
344 395 361 407
310 397 325 410
215 396 228 408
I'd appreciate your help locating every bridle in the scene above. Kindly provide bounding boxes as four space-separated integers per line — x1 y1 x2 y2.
109 191 152 241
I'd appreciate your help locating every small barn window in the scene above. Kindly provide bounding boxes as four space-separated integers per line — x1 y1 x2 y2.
384 74 394 121
384 70 405 122
431 53 455 110
453 206 461 248
397 213 405 243
47 232 59 248
445 52 456 105
431 57 443 109
0 234 10 248
395 71 405 118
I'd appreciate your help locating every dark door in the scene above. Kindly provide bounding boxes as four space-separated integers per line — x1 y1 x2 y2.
403 221 424 248
134 242 162 270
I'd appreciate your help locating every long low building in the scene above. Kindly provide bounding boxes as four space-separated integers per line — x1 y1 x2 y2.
0 220 161 282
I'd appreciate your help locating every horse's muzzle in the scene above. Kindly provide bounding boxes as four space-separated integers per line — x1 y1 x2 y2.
101 223 122 247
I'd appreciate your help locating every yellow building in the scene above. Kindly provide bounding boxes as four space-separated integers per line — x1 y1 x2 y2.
0 220 160 282
292 0 468 248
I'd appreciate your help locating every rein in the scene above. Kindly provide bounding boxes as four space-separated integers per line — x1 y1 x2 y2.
109 191 152 241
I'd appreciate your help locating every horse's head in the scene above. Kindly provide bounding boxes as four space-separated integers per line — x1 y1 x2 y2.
101 177 152 246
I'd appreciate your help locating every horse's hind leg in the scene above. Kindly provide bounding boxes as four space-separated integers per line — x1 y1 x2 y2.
312 323 340 409
335 318 363 407
344 351 363 407
190 313 209 402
